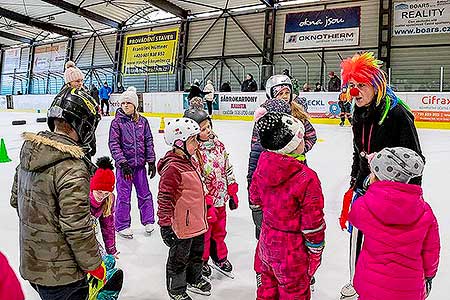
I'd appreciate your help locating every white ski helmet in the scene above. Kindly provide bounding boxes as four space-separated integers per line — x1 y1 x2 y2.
164 118 200 147
265 74 293 100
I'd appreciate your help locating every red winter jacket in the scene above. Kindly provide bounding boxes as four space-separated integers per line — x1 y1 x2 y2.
250 152 325 276
0 252 24 300
157 151 208 239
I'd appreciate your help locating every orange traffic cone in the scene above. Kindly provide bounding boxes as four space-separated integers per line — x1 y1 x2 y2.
158 117 165 133
0 138 12 163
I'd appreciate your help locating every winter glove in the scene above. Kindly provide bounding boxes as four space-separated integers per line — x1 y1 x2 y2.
307 252 322 278
87 262 106 299
160 226 178 248
147 161 156 179
120 162 133 181
425 277 434 298
339 187 354 230
227 183 239 210
207 205 218 223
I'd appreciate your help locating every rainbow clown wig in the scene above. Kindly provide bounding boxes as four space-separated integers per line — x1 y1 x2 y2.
341 52 387 106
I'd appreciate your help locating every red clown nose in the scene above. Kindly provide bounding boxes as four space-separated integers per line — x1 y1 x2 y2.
350 87 360 97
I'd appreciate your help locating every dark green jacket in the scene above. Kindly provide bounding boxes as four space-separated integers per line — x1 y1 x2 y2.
10 131 101 286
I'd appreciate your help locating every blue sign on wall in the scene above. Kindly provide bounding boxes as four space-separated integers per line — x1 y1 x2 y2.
284 7 361 49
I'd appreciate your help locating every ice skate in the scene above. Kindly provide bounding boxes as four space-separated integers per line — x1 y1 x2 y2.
202 261 212 278
117 228 133 239
187 278 211 296
145 223 155 235
169 291 192 300
211 259 235 279
340 282 358 299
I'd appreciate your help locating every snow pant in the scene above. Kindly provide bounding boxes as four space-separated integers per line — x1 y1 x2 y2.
101 99 109 115
206 100 213 115
166 234 204 295
202 206 228 262
30 278 88 300
257 227 311 300
115 166 155 231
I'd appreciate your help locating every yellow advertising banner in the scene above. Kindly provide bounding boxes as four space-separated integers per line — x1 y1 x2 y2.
122 28 179 75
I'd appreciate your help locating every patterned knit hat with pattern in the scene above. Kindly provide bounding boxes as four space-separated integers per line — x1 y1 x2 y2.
256 112 305 154
369 147 424 183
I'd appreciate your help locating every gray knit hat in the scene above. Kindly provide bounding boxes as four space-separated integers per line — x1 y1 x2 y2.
369 147 424 183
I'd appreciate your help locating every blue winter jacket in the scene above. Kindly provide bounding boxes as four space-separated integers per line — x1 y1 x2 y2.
99 86 112 100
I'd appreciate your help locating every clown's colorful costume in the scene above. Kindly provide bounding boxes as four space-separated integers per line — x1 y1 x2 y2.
338 52 424 299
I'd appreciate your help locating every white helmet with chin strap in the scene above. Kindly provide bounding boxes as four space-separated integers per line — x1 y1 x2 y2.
164 118 200 154
265 74 293 101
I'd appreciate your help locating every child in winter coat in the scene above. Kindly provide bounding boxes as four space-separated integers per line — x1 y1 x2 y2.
264 75 317 153
348 147 440 300
90 157 117 256
109 86 157 239
250 112 326 300
89 157 124 300
183 108 239 278
157 118 211 300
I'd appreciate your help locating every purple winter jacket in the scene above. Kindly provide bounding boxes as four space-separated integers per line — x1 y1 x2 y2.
109 108 156 168
90 192 116 255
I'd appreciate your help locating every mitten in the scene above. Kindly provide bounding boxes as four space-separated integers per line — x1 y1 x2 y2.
87 261 106 299
120 162 133 181
147 161 156 179
308 252 322 278
339 187 354 230
160 226 178 248
227 183 239 210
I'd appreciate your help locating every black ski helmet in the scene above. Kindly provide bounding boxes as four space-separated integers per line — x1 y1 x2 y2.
183 108 211 126
47 86 101 145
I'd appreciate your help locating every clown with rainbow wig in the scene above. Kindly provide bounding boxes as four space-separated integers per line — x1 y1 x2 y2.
338 52 425 300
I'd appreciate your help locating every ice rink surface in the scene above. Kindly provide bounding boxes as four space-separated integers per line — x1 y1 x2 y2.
0 112 449 300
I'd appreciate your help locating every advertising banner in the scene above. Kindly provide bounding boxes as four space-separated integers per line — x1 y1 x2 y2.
2 48 21 72
284 7 360 49
122 28 179 76
218 93 265 117
401 92 450 121
33 42 67 73
393 0 450 36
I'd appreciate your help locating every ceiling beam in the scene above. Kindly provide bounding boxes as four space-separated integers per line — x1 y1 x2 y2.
0 8 73 37
260 0 275 6
40 0 122 29
0 30 33 44
143 0 189 18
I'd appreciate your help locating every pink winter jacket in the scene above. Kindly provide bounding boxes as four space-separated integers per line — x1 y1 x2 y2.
250 152 325 277
349 181 440 300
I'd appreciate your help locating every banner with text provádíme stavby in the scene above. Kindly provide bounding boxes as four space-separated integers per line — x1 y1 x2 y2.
122 28 179 75
284 7 360 49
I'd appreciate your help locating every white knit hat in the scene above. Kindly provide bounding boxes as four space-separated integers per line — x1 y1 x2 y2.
120 86 138 107
64 61 84 84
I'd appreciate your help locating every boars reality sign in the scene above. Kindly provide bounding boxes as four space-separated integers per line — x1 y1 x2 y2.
283 7 361 50
393 0 450 36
